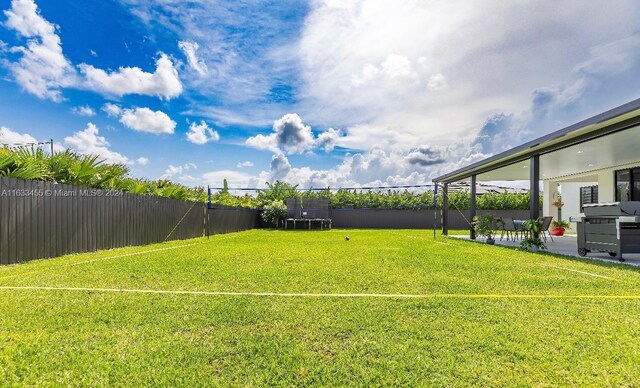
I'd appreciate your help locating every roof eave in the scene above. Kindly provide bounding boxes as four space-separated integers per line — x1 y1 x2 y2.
433 97 640 183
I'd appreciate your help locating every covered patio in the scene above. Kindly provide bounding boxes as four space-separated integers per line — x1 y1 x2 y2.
450 234 640 266
433 98 640 264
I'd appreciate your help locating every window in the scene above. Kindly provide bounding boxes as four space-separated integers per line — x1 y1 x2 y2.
615 167 640 201
580 185 598 210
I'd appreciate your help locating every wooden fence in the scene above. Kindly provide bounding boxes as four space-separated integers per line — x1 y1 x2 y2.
0 177 205 265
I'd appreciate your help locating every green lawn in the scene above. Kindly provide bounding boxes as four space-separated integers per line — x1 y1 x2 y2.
1 229 640 386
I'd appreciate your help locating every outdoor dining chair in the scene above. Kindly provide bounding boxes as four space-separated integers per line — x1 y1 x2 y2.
499 217 522 241
538 216 554 242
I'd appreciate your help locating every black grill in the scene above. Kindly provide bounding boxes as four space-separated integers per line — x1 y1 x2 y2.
571 202 640 262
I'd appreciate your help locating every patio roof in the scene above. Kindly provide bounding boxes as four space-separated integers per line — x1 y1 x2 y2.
433 97 640 183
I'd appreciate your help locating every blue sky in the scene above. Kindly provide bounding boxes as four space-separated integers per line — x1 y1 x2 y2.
1 0 640 189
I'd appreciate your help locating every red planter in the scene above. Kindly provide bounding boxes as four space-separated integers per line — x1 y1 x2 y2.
550 227 565 236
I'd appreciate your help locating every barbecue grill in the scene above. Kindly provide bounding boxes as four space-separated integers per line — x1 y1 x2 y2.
570 201 640 262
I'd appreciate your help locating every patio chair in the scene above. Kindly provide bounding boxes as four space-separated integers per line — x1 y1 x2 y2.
538 216 554 242
499 217 522 241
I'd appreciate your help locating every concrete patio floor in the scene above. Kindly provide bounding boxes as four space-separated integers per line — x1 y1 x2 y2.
450 234 640 266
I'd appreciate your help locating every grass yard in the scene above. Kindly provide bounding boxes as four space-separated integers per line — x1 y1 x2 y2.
1 229 640 386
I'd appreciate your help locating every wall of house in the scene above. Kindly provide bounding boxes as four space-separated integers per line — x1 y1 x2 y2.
561 182 596 231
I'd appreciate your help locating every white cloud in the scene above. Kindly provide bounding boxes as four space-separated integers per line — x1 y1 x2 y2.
3 0 77 101
472 34 640 156
315 128 341 152
236 161 254 168
352 54 415 86
119 107 176 135
206 142 480 191
63 123 129 164
101 103 123 117
136 157 149 166
202 169 259 189
160 162 197 180
70 105 96 116
78 53 183 100
0 126 38 145
3 1 183 102
185 121 219 144
178 40 208 77
427 73 448 91
246 113 342 154
298 0 640 151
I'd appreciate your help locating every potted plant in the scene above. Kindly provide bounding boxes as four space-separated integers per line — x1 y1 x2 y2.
519 219 547 252
552 192 564 208
550 220 570 236
472 214 497 244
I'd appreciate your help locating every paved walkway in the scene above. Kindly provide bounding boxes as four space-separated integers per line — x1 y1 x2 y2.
450 234 640 266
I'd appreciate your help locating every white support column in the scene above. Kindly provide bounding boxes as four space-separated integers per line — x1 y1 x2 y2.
543 180 559 220
597 170 615 203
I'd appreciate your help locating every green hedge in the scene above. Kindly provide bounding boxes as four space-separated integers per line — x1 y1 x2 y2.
210 181 540 210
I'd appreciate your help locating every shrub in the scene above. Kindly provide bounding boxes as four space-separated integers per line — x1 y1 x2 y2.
261 200 287 227
0 147 206 201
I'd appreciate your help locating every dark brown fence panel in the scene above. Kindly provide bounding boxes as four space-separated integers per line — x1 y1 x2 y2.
207 205 261 235
0 177 207 265
331 208 436 229
330 208 531 230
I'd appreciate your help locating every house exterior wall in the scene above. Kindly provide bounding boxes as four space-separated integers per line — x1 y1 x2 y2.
561 182 595 231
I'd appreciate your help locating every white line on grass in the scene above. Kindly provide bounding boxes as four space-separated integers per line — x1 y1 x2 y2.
0 243 197 281
539 263 614 280
1 286 638 299
65 244 198 267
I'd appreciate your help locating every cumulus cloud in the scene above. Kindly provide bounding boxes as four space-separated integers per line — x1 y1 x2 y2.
178 40 208 77
298 0 640 152
315 128 342 152
352 54 415 86
202 169 258 188
3 0 77 101
225 143 476 190
472 34 640 156
70 105 96 116
136 157 149 166
79 53 183 100
0 125 38 145
404 146 446 167
246 113 342 154
3 1 182 102
119 107 176 135
101 102 123 117
185 121 219 144
193 139 491 192
160 162 197 180
63 123 129 164
268 152 292 181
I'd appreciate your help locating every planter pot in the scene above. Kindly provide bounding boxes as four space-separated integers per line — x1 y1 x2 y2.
486 238 495 245
550 227 565 236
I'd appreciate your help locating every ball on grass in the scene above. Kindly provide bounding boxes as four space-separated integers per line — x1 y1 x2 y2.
345 236 350 241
